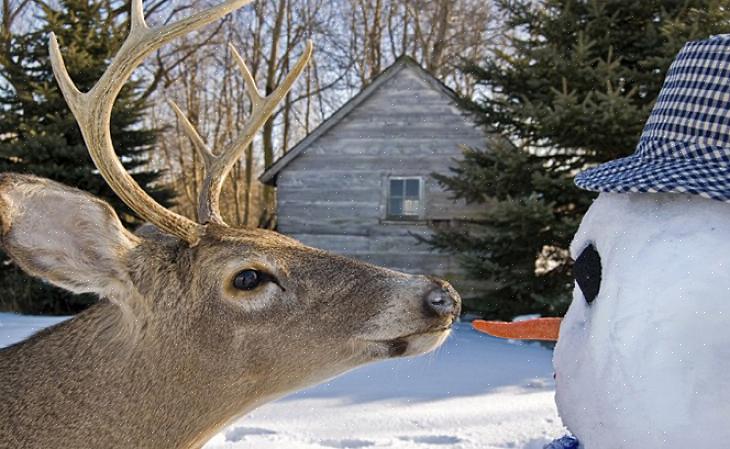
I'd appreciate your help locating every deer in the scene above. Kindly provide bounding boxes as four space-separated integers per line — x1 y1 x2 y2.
0 1 461 448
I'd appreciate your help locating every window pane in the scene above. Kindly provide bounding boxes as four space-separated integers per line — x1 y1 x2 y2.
389 198 403 216
390 179 404 196
405 179 420 197
403 199 420 216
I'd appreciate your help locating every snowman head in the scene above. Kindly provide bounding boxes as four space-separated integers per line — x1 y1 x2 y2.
556 192 730 448
475 36 730 448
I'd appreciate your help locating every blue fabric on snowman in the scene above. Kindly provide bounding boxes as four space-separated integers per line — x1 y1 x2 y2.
576 35 730 202
543 435 580 449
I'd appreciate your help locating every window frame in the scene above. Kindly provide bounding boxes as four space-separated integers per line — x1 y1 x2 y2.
385 176 425 221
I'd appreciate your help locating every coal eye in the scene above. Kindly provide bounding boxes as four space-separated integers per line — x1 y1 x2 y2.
573 244 602 304
233 269 263 291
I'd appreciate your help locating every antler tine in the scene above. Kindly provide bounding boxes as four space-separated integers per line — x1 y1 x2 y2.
130 0 147 31
197 40 313 225
230 44 263 108
168 99 215 168
48 0 254 244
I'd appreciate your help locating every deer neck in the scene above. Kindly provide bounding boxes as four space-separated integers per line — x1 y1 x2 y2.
1 300 267 449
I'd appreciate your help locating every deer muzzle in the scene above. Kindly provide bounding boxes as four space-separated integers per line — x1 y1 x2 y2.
361 276 461 359
423 281 461 318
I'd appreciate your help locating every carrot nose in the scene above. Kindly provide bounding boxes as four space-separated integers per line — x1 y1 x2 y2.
472 317 562 341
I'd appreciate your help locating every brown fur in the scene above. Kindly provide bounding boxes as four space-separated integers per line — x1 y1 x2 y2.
0 173 460 449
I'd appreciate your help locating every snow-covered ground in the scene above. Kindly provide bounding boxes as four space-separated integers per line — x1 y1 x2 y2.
0 313 566 449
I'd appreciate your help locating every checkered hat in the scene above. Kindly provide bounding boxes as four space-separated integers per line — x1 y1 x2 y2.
575 35 730 202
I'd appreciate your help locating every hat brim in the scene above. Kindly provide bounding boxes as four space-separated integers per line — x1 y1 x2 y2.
575 155 730 203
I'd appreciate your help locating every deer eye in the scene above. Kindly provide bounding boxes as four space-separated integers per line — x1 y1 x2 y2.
573 244 602 304
233 270 264 291
232 269 285 292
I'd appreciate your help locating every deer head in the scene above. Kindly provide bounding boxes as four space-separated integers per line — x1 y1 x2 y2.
0 1 460 447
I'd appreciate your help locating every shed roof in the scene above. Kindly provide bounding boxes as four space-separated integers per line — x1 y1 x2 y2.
259 55 463 186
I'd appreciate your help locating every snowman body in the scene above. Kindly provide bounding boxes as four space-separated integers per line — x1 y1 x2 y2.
554 192 730 448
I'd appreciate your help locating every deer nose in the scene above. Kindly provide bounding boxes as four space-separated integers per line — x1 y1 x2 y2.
423 281 461 318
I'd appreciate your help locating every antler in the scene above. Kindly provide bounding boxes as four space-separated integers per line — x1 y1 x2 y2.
48 0 254 244
169 42 313 225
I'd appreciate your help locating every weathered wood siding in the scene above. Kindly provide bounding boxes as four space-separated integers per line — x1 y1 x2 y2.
276 63 486 290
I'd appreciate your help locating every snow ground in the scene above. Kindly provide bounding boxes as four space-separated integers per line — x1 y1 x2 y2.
0 313 566 449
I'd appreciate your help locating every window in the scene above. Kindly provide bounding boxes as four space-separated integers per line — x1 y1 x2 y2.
387 177 422 219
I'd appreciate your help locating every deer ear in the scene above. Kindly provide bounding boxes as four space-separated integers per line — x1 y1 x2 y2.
0 174 139 296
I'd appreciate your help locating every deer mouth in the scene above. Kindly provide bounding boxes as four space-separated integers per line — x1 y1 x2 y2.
371 325 453 358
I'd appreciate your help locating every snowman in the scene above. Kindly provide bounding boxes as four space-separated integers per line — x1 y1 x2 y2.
474 35 730 448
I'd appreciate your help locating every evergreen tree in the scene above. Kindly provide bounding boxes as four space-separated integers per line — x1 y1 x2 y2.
428 0 730 319
0 0 172 314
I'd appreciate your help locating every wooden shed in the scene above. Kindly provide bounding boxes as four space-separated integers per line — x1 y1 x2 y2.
260 56 487 294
